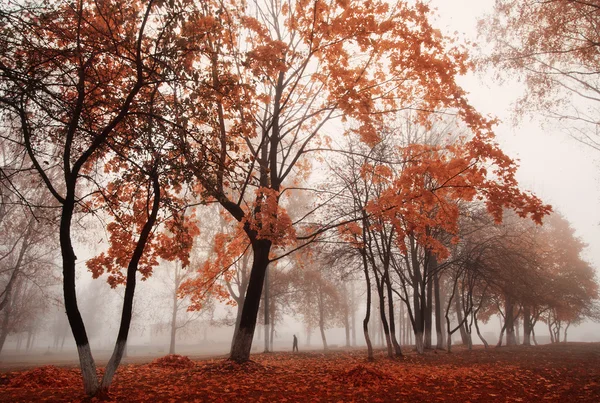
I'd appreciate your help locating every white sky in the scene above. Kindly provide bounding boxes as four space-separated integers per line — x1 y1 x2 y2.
430 0 600 339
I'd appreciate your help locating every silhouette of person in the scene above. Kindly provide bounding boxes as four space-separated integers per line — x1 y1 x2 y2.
293 334 299 352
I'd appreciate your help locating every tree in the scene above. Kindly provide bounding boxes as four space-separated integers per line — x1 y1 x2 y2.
482 1 600 149
176 0 512 363
0 0 194 395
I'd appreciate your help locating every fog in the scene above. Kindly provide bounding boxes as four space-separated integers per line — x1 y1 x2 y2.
2 0 600 375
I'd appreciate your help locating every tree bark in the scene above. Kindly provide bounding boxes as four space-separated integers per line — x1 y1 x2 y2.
351 281 356 347
230 239 272 363
100 175 161 394
343 284 351 347
264 264 270 353
61 192 98 396
474 313 488 348
361 252 374 360
424 272 433 350
504 294 517 346
434 271 446 350
0 303 11 355
454 295 468 345
522 306 531 346
385 277 402 356
169 263 179 355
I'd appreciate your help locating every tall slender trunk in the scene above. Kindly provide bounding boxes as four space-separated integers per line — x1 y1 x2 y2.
343 284 350 347
454 295 468 345
264 264 270 353
230 239 272 363
270 311 275 352
376 284 393 357
361 252 374 360
385 277 402 356
169 288 178 355
424 273 433 350
100 175 161 393
474 313 488 348
351 281 356 347
434 271 446 350
563 322 570 343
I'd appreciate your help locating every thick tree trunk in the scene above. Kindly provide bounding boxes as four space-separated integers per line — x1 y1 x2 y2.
230 239 272 363
532 327 538 346
522 306 531 346
60 195 98 396
434 271 446 350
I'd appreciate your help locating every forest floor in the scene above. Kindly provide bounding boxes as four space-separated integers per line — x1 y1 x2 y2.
0 343 599 402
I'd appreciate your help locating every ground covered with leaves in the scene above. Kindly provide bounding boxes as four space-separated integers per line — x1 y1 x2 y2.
1 343 599 402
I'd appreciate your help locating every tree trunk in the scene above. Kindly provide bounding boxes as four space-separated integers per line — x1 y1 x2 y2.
99 176 160 395
230 239 271 363
376 285 393 357
504 295 516 346
474 314 488 348
343 284 351 347
351 281 356 347
522 306 531 346
563 322 570 343
60 194 98 396
385 277 402 356
362 252 374 360
496 321 507 347
264 263 270 353
0 305 10 355
454 295 468 345
169 276 178 355
319 318 328 350
424 273 433 350
434 271 446 350
532 327 538 346
26 330 33 351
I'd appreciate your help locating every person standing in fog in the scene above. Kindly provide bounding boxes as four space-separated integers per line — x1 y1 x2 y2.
293 334 299 352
